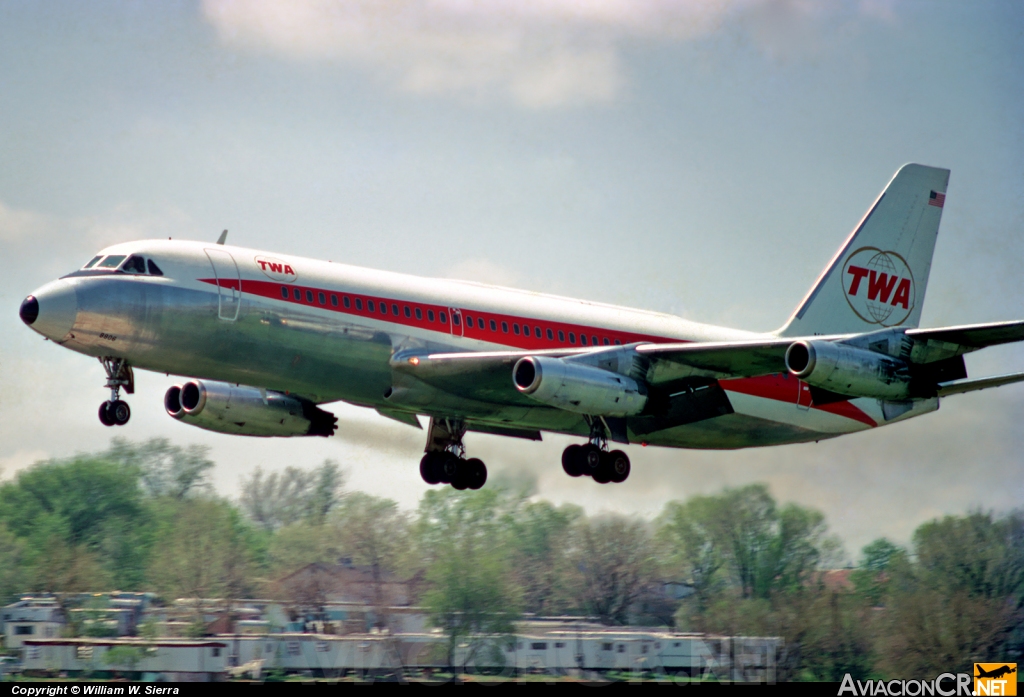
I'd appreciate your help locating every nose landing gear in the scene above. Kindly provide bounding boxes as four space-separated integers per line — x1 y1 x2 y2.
561 417 631 484
419 417 488 490
98 357 134 427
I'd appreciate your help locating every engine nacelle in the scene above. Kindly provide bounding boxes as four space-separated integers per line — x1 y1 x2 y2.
785 340 911 400
164 380 337 437
513 356 647 416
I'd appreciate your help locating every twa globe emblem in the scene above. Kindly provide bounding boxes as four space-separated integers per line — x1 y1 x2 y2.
842 247 915 326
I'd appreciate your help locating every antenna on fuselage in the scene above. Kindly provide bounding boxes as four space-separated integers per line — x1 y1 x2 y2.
216 229 228 245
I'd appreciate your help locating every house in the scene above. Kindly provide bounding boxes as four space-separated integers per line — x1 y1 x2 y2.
1 597 64 650
21 638 227 681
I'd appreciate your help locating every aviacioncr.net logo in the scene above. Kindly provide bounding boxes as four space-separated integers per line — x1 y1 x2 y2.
842 247 915 327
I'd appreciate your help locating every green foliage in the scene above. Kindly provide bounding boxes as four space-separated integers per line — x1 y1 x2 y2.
240 460 345 531
104 645 146 671
567 514 654 625
417 488 520 666
104 437 214 500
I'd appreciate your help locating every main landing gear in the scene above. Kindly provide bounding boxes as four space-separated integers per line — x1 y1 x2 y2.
97 357 134 427
561 417 631 484
419 417 487 490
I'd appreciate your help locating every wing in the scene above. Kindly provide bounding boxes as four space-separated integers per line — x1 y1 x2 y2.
907 320 1024 363
635 339 793 385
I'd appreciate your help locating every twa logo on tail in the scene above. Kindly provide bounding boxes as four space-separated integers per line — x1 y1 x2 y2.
255 256 297 283
842 247 915 326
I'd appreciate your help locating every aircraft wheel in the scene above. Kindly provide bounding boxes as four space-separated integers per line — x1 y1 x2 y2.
608 450 630 483
439 453 459 484
562 445 584 477
581 444 602 475
451 458 469 490
98 401 115 427
420 453 442 485
110 400 131 426
592 454 613 484
465 458 487 490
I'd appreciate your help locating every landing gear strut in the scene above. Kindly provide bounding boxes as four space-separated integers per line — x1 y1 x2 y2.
561 417 630 484
98 357 134 427
419 417 487 490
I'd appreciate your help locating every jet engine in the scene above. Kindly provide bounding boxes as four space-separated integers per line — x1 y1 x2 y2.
164 380 337 437
513 356 647 416
785 340 911 400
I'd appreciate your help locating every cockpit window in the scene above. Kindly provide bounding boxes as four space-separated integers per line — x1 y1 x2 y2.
147 259 163 276
97 255 126 269
83 256 103 269
122 255 147 274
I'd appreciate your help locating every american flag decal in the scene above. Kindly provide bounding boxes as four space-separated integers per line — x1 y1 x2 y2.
929 190 945 208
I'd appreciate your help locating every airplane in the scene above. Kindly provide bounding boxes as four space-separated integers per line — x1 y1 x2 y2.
18 164 1024 490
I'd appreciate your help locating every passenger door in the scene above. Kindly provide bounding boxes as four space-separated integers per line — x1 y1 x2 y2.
205 248 241 321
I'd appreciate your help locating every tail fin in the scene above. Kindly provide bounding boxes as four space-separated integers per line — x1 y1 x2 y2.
778 163 950 337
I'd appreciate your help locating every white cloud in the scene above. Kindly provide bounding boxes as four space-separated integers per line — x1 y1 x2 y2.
201 0 892 109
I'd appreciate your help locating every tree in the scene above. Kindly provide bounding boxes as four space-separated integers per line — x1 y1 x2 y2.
566 514 654 625
104 437 214 499
417 488 519 668
657 496 730 614
240 460 345 531
502 500 581 615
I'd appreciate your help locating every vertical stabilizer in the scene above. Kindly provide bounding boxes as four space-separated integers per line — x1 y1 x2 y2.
778 163 950 337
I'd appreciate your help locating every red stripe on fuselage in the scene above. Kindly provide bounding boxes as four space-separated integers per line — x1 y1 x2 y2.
199 277 876 427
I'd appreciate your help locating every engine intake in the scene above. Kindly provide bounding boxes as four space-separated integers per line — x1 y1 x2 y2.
513 356 647 416
785 340 911 400
164 380 337 437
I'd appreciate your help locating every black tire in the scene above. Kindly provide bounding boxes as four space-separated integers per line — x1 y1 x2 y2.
593 453 613 484
447 454 468 489
562 445 584 477
465 458 487 490
581 444 602 474
111 400 131 426
98 401 114 427
608 450 631 483
439 453 459 484
420 453 442 485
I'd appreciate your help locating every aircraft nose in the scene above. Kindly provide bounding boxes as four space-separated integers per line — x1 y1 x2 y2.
22 279 78 341
19 295 39 325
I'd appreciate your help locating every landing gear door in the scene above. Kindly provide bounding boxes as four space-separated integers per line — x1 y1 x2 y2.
205 249 241 321
796 380 812 410
449 308 464 338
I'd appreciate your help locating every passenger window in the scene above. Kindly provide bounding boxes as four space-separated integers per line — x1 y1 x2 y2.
306 290 314 303
569 332 576 344
344 296 351 308
83 255 103 269
466 316 474 328
535 326 541 337
281 287 289 299
404 306 411 318
293 288 301 300
318 292 326 305
546 328 553 340
147 259 163 276
501 322 508 333
392 304 399 316
427 310 435 322
453 314 460 326
580 334 588 345
558 330 565 342
490 319 497 331
603 338 610 345
614 339 621 345
356 299 363 310
415 308 423 320
380 303 387 314
330 295 338 307
368 300 375 312
513 324 520 335
592 335 598 345
122 255 146 273
522 325 530 337
440 312 447 324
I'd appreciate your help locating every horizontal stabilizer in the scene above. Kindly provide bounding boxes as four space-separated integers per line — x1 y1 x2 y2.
936 371 1024 397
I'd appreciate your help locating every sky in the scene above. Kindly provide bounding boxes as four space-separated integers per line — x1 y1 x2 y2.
1 0 1022 558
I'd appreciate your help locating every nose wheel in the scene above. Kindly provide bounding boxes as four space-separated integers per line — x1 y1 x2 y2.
419 417 488 490
98 357 134 427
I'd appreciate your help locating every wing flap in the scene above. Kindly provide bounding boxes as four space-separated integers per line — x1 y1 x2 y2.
936 371 1024 397
636 339 792 383
908 320 1024 363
